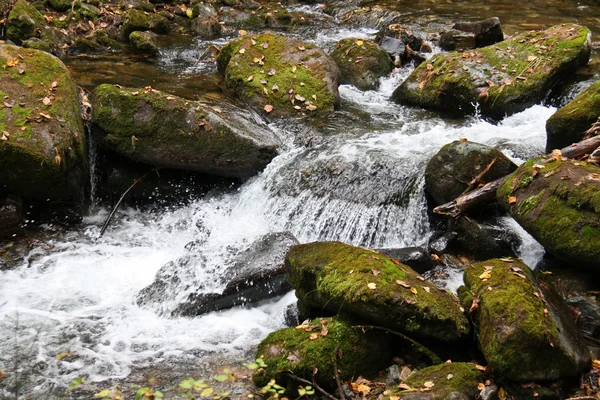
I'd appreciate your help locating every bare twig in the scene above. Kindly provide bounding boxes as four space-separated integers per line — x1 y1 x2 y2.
333 344 345 400
583 117 600 140
99 172 148 237
460 157 498 195
282 372 339 400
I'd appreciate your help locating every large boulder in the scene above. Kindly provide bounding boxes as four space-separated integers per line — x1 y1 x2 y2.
0 45 87 206
462 258 590 381
330 38 392 91
89 84 280 179
546 80 600 152
136 232 297 316
253 317 391 389
217 33 341 117
6 0 45 44
425 140 517 206
452 17 504 48
392 24 591 121
497 157 600 269
285 242 470 342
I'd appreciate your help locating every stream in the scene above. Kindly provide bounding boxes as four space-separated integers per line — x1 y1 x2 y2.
1 0 600 398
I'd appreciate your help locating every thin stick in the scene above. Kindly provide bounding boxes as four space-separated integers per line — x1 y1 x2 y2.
282 372 339 400
460 157 498 195
333 344 345 400
99 172 148 237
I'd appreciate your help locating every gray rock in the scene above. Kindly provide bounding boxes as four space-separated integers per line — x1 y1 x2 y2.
453 17 504 48
440 29 476 51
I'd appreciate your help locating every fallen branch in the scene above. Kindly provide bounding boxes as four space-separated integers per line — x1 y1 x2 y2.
282 372 339 400
333 344 345 400
99 172 148 237
352 325 442 365
583 117 600 140
433 135 600 218
460 157 498 195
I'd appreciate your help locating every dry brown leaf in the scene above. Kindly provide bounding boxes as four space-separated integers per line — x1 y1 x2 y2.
508 196 517 204
367 282 377 290
477 383 485 390
475 364 486 371
396 280 410 288
398 383 411 390
42 97 51 106
309 333 318 340
264 104 273 113
321 324 328 337
422 286 431 293
372 268 380 276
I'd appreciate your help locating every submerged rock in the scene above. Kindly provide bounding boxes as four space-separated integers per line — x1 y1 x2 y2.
286 242 470 342
425 140 517 206
462 258 590 381
330 38 392 91
546 80 600 152
0 45 87 208
497 157 600 269
387 363 483 399
6 0 45 44
90 84 280 179
253 317 391 389
449 216 520 260
392 24 591 121
136 232 297 316
217 33 340 117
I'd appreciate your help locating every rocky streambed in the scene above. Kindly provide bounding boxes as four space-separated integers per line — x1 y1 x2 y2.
2 0 600 398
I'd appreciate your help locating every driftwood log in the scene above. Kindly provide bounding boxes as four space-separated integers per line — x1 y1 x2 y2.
433 134 600 218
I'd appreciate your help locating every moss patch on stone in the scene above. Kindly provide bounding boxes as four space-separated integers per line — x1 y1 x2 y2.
217 33 340 117
253 317 391 390
392 24 591 121
6 0 46 44
286 242 469 342
497 157 600 269
330 38 392 91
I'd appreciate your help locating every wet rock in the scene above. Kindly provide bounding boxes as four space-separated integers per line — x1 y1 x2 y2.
449 215 520 260
379 36 405 59
148 13 169 33
330 38 392 91
439 29 476 51
393 363 484 400
497 157 600 269
376 247 435 274
6 0 45 44
283 302 299 327
479 385 499 400
137 232 298 316
0 45 87 209
253 317 391 389
376 24 424 53
217 33 340 117
189 3 221 38
566 296 600 340
392 24 592 121
121 8 150 38
47 0 71 12
286 242 470 342
386 364 401 385
218 2 290 29
453 17 504 48
463 258 591 381
129 30 159 55
0 196 22 237
546 80 600 152
425 140 517 206
90 84 280 179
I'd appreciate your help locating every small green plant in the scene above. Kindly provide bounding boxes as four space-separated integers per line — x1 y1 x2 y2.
178 378 231 399
68 376 87 391
261 379 285 397
135 386 164 399
243 358 267 370
94 386 123 399
297 385 315 397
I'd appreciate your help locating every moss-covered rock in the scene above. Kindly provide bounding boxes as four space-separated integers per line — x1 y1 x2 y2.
330 38 392 91
217 33 341 117
218 2 291 29
464 258 590 381
386 363 483 399
129 30 158 55
285 242 470 342
122 8 150 38
497 157 600 269
392 24 591 121
0 45 87 206
6 0 45 44
253 317 391 389
90 84 280 179
546 80 600 152
46 0 70 12
425 140 517 205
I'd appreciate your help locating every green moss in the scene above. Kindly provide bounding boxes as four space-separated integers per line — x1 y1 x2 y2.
396 363 483 398
217 34 338 117
517 190 544 216
122 8 150 38
286 242 469 342
6 0 46 44
253 317 390 390
330 38 392 91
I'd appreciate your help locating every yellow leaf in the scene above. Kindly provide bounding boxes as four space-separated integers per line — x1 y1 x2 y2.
355 40 364 46
410 287 418 295
185 8 193 18
239 29 247 36
508 196 517 204
200 387 214 397
239 48 246 54
479 270 492 280
367 282 377 290
309 333 318 340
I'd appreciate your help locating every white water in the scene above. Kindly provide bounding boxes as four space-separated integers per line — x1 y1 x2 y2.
0 43 552 399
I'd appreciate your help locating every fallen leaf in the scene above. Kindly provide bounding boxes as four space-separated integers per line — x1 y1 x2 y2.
321 324 328 336
422 286 431 293
475 364 486 371
39 112 52 120
398 383 411 390
367 282 377 290
479 270 492 280
423 381 435 388
410 287 418 295
470 298 480 313
263 87 268 95
238 48 246 54
372 269 380 276
291 65 297 73
405 297 416 305
166 96 175 100
262 42 269 49
459 137 468 142
272 83 279 92
239 29 247 36
527 55 537 62
508 196 517 204
287 353 299 362
396 280 410 288
264 104 273 113
247 75 254 81
478 383 485 390
355 40 364 46
447 374 454 380
309 333 318 340
268 68 276 76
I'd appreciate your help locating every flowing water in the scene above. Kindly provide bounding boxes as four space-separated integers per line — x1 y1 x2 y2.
0 1 598 398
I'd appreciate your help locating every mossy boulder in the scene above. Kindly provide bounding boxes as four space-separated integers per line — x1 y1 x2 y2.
90 84 280 179
6 0 45 44
285 242 470 342
253 317 391 389
218 2 291 29
46 0 70 12
546 80 600 152
463 258 590 381
0 45 87 206
129 30 158 55
121 8 150 38
330 38 392 91
425 140 517 206
386 363 484 399
392 24 591 121
217 33 341 117
497 157 600 269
